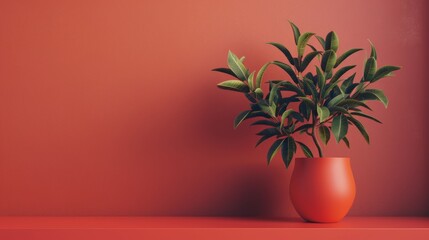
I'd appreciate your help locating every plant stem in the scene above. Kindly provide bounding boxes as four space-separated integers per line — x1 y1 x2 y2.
311 112 323 157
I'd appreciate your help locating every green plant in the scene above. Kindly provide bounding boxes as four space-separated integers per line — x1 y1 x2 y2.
213 22 400 168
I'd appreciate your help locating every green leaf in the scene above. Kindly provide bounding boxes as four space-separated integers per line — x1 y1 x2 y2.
247 111 272 119
217 80 249 92
227 50 248 80
372 66 401 82
299 101 311 121
281 109 294 128
337 99 372 110
269 83 279 105
334 48 363 68
212 68 238 78
267 138 285 165
358 89 389 108
254 88 264 99
272 61 299 83
327 94 348 107
317 106 330 122
294 123 313 133
347 116 370 144
303 78 318 102
256 62 271 88
350 112 382 123
316 66 325 89
297 141 313 158
342 136 350 148
315 35 325 49
318 125 330 145
289 21 301 45
279 81 305 96
267 43 294 65
300 51 322 72
281 137 296 168
247 72 255 91
329 106 349 115
363 57 377 81
369 40 377 60
251 120 278 127
321 50 337 73
330 65 356 83
325 31 339 52
298 97 316 109
341 73 356 91
233 110 251 129
258 102 277 117
332 114 348 142
297 32 315 59
257 127 279 136
255 134 275 147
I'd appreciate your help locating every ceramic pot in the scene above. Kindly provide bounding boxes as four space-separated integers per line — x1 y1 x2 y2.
289 157 356 223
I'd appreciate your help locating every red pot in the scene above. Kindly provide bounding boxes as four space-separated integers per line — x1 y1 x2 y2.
290 157 356 223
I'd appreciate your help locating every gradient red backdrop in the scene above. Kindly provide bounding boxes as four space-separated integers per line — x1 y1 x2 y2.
0 0 428 217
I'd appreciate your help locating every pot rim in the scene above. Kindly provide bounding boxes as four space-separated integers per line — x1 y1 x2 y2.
295 157 350 160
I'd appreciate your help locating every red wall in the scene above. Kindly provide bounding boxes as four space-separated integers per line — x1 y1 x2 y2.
0 0 428 217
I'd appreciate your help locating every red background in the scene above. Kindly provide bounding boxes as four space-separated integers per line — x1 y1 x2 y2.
0 0 427 217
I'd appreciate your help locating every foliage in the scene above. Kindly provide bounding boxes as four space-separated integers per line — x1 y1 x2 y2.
213 22 401 168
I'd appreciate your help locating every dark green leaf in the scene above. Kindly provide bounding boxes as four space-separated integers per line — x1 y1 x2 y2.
267 43 294 65
372 66 401 82
317 106 330 122
363 57 377 81
257 127 279 136
303 78 318 101
332 114 348 142
316 66 325 89
227 51 248 80
300 51 322 72
289 21 301 45
279 82 305 96
321 50 337 73
299 101 311 121
267 138 285 165
315 35 325 49
247 111 272 119
330 65 356 83
341 73 356 92
334 48 363 68
347 116 370 144
298 97 316 109
325 31 339 52
272 61 299 84
342 136 350 148
281 137 296 168
337 99 372 110
350 112 382 123
255 135 275 147
294 124 313 133
281 109 294 128
297 141 313 158
358 89 388 108
251 119 279 127
254 88 264 99
256 62 271 88
318 125 330 145
297 32 315 59
233 110 251 129
217 80 249 92
329 106 349 114
212 68 238 78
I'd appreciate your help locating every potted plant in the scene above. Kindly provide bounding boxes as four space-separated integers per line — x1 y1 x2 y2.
213 22 400 223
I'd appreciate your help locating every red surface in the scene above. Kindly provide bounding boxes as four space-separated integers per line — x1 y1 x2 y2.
290 158 356 222
0 217 428 240
0 0 428 217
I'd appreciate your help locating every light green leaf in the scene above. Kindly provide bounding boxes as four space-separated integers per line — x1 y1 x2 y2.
281 137 296 168
334 48 363 68
267 138 285 165
321 50 337 73
332 114 348 142
316 66 325 89
372 66 401 82
318 125 330 145
289 21 301 45
325 31 339 52
227 50 248 80
247 72 255 91
233 110 251 129
297 141 313 158
298 97 316 109
327 94 348 107
217 80 249 92
315 35 325 49
369 40 377 60
347 116 370 144
317 106 330 122
259 102 277 117
269 83 279 105
280 109 294 129
254 88 264 99
297 32 315 59
267 43 294 65
256 62 271 88
364 57 377 81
